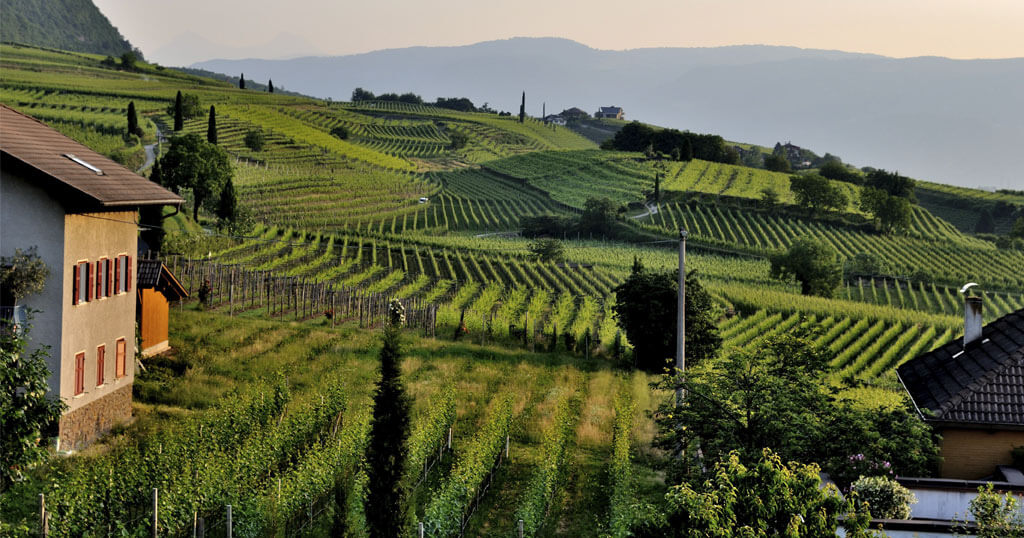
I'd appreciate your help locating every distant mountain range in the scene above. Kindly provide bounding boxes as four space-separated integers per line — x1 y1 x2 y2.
194 37 1024 190
1 0 136 58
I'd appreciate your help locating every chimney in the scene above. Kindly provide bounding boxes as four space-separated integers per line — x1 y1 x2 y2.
964 296 983 348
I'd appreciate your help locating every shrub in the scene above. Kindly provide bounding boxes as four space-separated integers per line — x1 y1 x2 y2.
244 129 265 151
330 125 349 140
850 475 915 519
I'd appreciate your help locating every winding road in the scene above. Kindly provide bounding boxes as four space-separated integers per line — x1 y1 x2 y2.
136 125 164 173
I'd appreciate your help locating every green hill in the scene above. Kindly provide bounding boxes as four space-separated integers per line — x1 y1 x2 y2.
1 0 137 58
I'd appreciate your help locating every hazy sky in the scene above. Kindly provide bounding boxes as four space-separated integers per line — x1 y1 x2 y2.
95 0 1024 65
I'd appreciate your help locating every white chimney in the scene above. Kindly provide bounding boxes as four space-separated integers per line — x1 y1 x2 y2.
964 296 983 348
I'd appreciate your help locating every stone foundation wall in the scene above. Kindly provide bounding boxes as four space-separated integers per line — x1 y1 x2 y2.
59 383 132 450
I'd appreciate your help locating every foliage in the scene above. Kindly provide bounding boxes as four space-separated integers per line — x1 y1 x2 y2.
648 449 870 537
975 208 996 234
789 174 848 213
126 101 140 137
268 79 274 93
434 97 476 112
216 178 238 225
967 483 1024 537
520 215 574 238
0 0 136 57
765 153 791 173
580 197 623 237
820 160 862 184
1012 217 1024 239
529 238 566 263
850 476 915 519
330 125 350 140
0 247 50 303
770 238 842 297
239 73 245 89
448 130 468 150
366 324 411 537
244 129 266 151
207 105 217 144
612 259 721 372
0 318 66 492
161 133 233 221
167 91 201 126
860 187 911 233
865 169 915 201
422 395 513 536
604 122 738 164
514 392 577 536
846 252 890 278
608 392 644 537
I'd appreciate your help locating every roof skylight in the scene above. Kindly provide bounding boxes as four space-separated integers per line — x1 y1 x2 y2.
63 153 103 175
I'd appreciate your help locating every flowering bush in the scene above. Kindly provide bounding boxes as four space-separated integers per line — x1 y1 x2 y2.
850 475 916 519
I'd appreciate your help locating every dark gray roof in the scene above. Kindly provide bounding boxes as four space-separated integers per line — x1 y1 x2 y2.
136 259 163 289
599 106 622 113
897 308 1024 428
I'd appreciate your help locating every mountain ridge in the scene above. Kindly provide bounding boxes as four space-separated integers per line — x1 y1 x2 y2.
194 37 1024 190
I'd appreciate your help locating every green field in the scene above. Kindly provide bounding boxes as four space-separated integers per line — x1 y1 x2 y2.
3 43 1023 536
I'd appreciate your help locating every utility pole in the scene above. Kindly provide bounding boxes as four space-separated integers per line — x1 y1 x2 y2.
676 228 688 407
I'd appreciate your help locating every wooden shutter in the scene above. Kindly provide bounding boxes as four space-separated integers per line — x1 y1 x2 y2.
72 264 80 305
86 262 93 302
106 259 113 297
75 352 85 395
114 257 121 293
97 345 105 386
116 338 126 378
95 261 103 298
126 255 132 291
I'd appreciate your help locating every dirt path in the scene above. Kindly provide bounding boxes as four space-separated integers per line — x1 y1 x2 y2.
137 125 164 173
629 202 659 220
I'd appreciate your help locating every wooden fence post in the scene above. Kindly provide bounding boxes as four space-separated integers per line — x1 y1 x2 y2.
39 493 47 538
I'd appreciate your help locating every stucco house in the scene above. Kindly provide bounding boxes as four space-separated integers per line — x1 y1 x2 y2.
595 106 624 120
897 298 1024 479
0 105 182 449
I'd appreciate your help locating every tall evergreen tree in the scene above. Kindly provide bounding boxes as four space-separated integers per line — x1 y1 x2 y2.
365 318 411 537
149 157 163 186
173 90 183 131
239 73 245 89
268 79 274 93
126 101 139 136
216 178 237 223
519 91 526 123
207 105 217 144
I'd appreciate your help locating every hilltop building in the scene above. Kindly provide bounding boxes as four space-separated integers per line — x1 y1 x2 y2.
595 106 624 120
544 115 567 126
0 105 182 449
897 299 1024 479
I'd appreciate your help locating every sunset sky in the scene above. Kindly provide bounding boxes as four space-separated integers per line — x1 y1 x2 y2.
95 0 1024 65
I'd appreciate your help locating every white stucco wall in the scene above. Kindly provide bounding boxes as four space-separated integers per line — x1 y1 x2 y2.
1 169 67 396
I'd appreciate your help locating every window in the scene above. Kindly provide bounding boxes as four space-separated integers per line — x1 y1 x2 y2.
106 258 113 297
75 352 85 395
72 261 90 305
116 255 132 294
115 338 126 378
97 345 105 386
95 260 104 299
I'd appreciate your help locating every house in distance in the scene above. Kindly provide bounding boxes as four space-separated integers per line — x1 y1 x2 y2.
0 105 183 449
595 106 625 120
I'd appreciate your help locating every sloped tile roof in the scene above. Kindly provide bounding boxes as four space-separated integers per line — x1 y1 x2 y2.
0 105 182 208
897 308 1024 428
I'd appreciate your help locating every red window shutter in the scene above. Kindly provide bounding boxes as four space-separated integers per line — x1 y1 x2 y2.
126 255 132 291
95 261 102 298
116 339 126 378
75 352 85 395
107 259 114 297
86 262 93 302
97 345 105 386
114 257 121 293
72 264 80 305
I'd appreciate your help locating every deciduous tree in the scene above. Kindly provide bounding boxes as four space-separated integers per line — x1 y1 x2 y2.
770 238 842 297
160 134 232 221
612 260 720 372
860 187 911 233
789 174 848 213
528 238 565 263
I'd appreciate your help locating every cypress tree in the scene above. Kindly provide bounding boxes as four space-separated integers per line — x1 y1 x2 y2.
216 178 237 223
173 91 183 131
150 157 163 186
519 91 526 123
207 105 217 144
141 157 165 250
268 79 274 93
365 319 411 537
239 73 245 89
127 101 139 136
